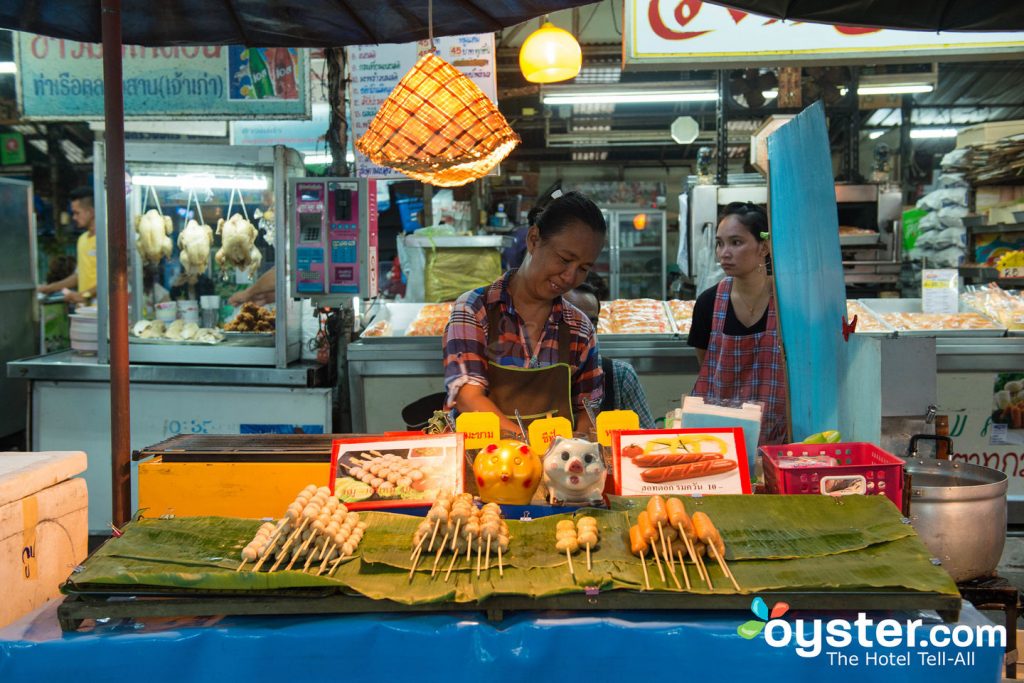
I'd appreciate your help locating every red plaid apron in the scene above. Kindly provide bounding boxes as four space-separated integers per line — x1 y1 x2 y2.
692 278 789 445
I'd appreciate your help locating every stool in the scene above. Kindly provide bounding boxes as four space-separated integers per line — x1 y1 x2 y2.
957 575 1020 679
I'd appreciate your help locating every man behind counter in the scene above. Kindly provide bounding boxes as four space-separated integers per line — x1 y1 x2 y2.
38 187 98 305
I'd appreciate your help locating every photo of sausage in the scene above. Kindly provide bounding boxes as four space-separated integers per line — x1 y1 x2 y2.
639 459 738 483
632 452 723 468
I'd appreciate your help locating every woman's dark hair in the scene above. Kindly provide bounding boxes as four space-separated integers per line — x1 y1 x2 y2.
721 201 768 241
535 191 606 240
721 201 772 272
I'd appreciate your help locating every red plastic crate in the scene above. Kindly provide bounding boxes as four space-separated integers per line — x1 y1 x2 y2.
760 442 904 508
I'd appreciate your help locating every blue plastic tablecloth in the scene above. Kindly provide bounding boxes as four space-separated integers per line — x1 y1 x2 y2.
0 600 1003 682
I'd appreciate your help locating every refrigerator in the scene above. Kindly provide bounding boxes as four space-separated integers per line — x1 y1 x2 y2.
594 208 667 300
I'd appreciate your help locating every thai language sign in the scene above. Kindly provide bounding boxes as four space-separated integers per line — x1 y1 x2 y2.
625 0 1024 67
346 34 495 178
16 33 310 119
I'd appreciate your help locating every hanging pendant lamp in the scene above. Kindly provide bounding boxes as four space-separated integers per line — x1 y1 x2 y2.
355 52 520 187
519 19 582 84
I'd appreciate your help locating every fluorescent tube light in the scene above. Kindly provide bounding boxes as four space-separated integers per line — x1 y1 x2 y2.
910 128 958 139
543 90 718 105
302 150 355 165
0 61 16 74
868 130 885 140
858 84 934 96
131 174 268 190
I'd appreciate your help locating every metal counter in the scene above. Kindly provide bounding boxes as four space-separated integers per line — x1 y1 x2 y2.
8 350 327 387
7 352 333 533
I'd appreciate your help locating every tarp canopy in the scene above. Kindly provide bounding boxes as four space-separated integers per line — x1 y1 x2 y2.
709 0 1024 32
0 0 597 47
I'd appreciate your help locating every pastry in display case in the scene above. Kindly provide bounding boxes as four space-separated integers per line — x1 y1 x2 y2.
597 299 672 334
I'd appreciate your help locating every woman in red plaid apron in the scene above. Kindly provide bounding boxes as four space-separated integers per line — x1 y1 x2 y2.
688 202 788 445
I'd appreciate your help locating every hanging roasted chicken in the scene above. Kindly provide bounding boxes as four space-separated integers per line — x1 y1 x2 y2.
215 213 262 277
134 209 173 265
177 219 214 284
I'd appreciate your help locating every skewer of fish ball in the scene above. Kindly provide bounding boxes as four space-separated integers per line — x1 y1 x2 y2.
666 497 710 588
251 485 317 572
270 488 329 571
628 523 652 590
425 493 453 552
237 521 277 571
449 493 475 551
408 517 436 581
575 516 599 571
637 511 666 584
305 504 349 571
555 519 579 577
289 496 340 570
445 503 480 582
328 518 368 576
479 503 504 576
430 528 451 578
490 527 510 578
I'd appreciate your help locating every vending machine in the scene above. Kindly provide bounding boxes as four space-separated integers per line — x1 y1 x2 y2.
289 178 380 306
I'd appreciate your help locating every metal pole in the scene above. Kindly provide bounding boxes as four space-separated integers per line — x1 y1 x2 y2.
715 70 728 185
101 0 131 527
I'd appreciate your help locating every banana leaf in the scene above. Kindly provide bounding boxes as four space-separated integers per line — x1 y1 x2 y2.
66 497 958 604
609 494 917 559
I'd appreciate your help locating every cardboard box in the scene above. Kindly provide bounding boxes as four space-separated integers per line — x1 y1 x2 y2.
976 186 1024 214
0 452 88 628
957 120 1024 148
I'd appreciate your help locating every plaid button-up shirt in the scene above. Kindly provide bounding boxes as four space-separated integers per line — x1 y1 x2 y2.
442 270 604 416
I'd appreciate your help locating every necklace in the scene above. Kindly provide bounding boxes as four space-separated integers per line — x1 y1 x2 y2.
733 277 770 318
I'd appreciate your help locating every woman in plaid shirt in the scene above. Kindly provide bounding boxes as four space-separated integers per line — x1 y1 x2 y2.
443 192 606 436
687 202 789 445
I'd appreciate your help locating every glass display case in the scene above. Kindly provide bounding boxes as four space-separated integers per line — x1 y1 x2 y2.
593 208 667 300
93 142 305 367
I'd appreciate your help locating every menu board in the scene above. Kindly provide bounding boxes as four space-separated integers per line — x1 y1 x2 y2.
346 34 496 178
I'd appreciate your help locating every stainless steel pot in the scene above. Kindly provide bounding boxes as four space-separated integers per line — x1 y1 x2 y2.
904 436 1008 582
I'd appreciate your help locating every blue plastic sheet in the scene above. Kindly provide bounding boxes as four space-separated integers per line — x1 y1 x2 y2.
768 102 847 441
0 600 1003 682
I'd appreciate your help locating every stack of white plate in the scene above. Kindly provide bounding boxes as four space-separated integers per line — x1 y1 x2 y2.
69 305 98 354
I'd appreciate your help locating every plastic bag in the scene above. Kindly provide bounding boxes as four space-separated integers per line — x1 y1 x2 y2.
424 248 502 303
917 187 968 211
694 219 725 295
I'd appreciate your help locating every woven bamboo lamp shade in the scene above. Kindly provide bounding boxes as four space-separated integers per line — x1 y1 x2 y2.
355 52 520 187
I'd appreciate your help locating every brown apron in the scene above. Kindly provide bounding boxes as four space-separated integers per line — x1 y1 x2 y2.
485 304 575 429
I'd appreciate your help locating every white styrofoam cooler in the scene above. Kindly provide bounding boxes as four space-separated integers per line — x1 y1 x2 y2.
0 451 88 628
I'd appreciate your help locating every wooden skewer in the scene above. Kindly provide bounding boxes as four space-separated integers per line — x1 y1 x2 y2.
677 549 691 590
476 535 483 577
450 519 462 551
251 520 289 572
427 518 442 552
304 537 330 572
565 546 575 576
430 532 450 577
677 523 709 587
443 544 460 583
269 518 308 572
708 542 741 592
408 545 424 582
466 538 473 572
586 543 592 572
666 553 682 591
287 527 321 571
410 533 426 560
329 552 347 576
235 558 249 572
317 546 338 576
648 534 666 583
485 534 492 573
657 521 673 571
639 550 651 590
497 541 504 577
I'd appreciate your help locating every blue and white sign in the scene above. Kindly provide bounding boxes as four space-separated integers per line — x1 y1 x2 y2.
16 33 310 120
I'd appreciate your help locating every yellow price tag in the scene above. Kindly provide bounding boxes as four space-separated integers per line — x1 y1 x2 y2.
528 416 573 456
596 410 640 446
455 412 500 450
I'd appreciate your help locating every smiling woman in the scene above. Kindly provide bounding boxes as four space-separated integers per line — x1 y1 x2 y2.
442 191 607 437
